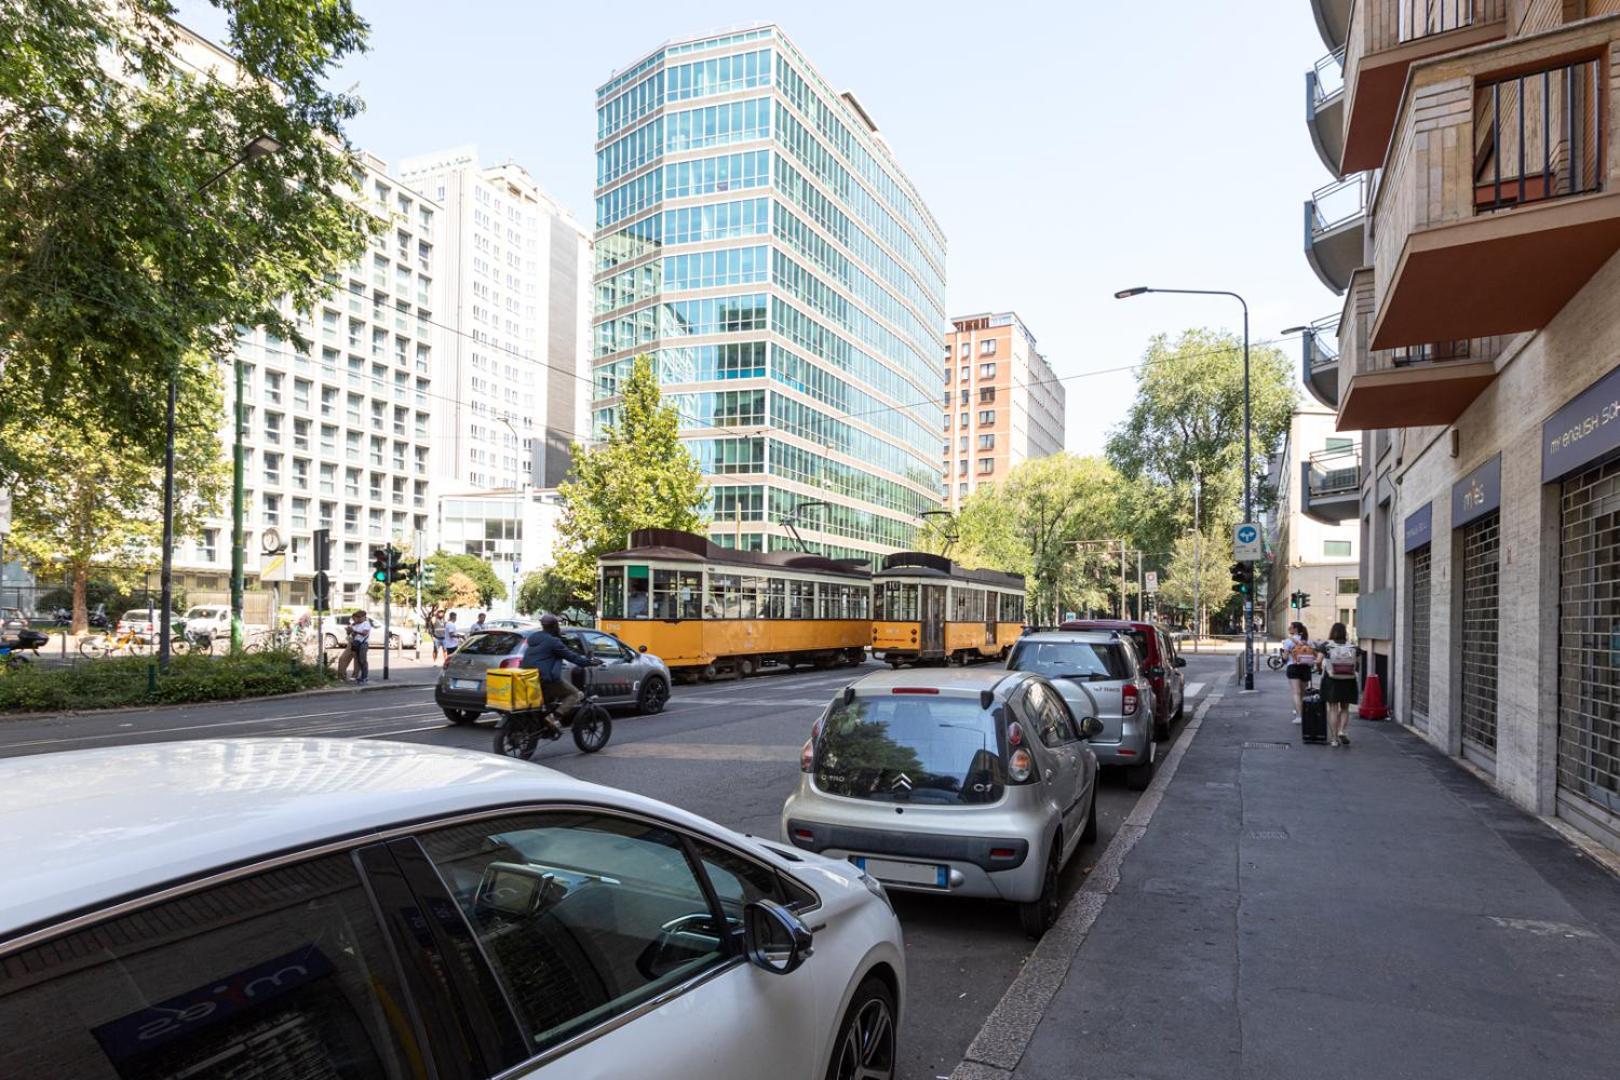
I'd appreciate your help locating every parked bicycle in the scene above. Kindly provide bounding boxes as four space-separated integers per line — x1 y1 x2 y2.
79 628 148 659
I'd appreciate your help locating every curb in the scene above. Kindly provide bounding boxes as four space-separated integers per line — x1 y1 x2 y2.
948 689 1224 1079
0 676 437 725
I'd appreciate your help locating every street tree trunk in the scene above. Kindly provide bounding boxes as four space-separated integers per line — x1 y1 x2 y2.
71 563 88 635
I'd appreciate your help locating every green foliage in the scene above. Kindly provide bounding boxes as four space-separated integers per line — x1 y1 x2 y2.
0 648 330 712
553 355 708 597
1105 328 1295 554
518 567 584 617
1156 531 1234 632
0 357 226 631
0 0 375 457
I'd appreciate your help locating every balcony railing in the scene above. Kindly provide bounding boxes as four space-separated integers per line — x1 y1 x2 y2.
1302 311 1342 410
1474 58 1603 213
1307 49 1348 176
1398 0 1475 42
1304 174 1368 294
1302 445 1361 524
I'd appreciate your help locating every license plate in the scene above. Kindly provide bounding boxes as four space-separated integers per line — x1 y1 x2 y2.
850 856 948 888
450 678 481 691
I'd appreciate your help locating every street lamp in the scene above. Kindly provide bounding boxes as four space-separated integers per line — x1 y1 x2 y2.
1116 285 1256 690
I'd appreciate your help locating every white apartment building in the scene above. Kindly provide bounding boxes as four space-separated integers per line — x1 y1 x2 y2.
941 312 1065 509
396 147 592 494
1264 406 1360 638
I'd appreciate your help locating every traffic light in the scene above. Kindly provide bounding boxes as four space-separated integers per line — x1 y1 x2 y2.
1230 562 1252 595
371 547 389 583
385 547 408 584
1298 591 1311 610
420 559 437 589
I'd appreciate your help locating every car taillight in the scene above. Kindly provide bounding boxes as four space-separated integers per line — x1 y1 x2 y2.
800 720 820 773
498 657 522 669
1008 747 1033 784
1122 684 1139 717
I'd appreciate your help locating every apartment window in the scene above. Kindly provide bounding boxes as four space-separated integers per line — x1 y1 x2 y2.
291 497 309 529
958 482 968 497
368 507 384 537
293 417 310 450
979 434 995 450
979 363 996 379
262 493 281 526
960 412 968 429
263 411 282 444
958 341 970 358
320 463 336 494
292 457 309 489
959 366 969 382
941 441 951 456
960 389 969 405
343 541 359 571
345 468 361 498
319 501 335 529
321 386 338 417
1325 540 1353 557
979 387 997 404
292 377 310 411
1325 437 1354 452
978 409 996 425
343 505 359 533
263 371 282 404
958 459 968 476
263 452 281 485
1337 576 1361 595
199 529 218 562
978 457 994 474
980 339 997 356
959 436 968 452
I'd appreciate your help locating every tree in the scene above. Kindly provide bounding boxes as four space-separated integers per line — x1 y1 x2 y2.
1157 531 1234 637
0 0 376 457
553 355 708 597
1105 328 1296 555
518 567 584 618
1 357 226 631
442 572 484 611
368 550 507 610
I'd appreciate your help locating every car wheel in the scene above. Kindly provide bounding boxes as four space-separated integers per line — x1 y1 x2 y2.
1081 782 1099 843
636 676 669 715
825 975 897 1080
1019 842 1062 940
1126 746 1155 791
442 707 480 725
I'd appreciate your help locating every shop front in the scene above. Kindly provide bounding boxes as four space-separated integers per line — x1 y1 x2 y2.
1453 456 1502 772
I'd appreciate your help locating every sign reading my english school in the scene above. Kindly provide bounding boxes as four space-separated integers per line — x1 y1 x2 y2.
1452 454 1502 528
1543 364 1620 482
1404 502 1433 552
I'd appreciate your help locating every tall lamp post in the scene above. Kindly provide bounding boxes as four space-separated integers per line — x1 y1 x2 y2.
1116 285 1255 690
160 135 282 669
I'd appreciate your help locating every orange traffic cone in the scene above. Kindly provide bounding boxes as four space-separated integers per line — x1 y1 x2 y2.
1359 672 1389 720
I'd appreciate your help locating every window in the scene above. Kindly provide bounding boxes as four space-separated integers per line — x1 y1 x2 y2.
653 568 703 619
418 812 733 1059
959 436 968 452
979 363 996 379
959 411 968 429
980 339 997 356
958 459 968 476
1337 576 1361 595
958 341 970 358
199 528 218 561
1325 540 1353 557
1325 437 1354 452
960 389 969 405
958 365 969 382
958 482 968 497
978 434 995 450
0 851 415 1079
978 457 994 473
978 409 996 425
979 386 996 404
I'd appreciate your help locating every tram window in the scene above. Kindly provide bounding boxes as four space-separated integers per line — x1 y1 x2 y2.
741 576 766 620
708 573 741 619
601 565 626 618
765 579 786 619
626 565 651 618
652 569 702 619
788 579 813 619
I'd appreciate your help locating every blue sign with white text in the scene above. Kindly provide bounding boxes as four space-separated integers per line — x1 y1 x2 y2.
1404 502 1433 552
1543 364 1620 482
1452 454 1502 529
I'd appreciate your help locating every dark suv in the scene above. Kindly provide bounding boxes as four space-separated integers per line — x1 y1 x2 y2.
1060 620 1186 740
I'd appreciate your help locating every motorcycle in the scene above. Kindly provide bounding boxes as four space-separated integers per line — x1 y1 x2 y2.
1 628 49 670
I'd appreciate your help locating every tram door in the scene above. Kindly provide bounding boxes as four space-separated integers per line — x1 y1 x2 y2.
921 585 946 655
984 592 996 649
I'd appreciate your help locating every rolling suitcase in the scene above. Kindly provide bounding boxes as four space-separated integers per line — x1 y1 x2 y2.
1301 681 1329 744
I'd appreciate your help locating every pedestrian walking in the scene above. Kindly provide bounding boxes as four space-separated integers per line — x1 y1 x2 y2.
441 612 463 660
1318 621 1359 747
427 608 442 662
473 611 487 634
1284 621 1317 724
350 609 373 685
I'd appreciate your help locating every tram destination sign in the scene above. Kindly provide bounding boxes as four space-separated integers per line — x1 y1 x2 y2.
1543 364 1620 483
1452 453 1501 529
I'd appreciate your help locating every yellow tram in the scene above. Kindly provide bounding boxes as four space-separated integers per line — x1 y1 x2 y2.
871 553 1026 666
597 529 872 679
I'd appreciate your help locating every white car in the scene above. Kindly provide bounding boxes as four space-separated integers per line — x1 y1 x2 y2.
0 739 904 1079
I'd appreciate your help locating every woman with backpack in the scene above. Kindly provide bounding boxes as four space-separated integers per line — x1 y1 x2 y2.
1284 621 1317 723
1318 622 1359 747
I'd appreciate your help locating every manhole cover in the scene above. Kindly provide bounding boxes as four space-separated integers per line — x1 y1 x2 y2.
1246 829 1290 840
1242 741 1291 749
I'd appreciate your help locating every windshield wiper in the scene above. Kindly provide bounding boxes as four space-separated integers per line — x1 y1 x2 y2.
1055 672 1111 682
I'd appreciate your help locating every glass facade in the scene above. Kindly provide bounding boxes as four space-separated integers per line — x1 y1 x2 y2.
594 27 945 564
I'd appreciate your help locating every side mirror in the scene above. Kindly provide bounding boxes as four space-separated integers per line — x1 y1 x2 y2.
1174 656 1187 668
638 644 647 653
1145 665 1165 679
1080 716 1105 740
743 900 814 975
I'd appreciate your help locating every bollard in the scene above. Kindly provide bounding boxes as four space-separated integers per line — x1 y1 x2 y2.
147 663 157 696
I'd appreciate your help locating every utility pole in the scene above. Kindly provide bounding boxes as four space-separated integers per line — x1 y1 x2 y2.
1118 540 1128 620
1193 464 1203 651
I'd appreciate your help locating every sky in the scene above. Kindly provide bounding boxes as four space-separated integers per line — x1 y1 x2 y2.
179 0 1342 457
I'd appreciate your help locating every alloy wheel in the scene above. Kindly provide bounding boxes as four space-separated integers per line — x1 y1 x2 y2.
833 997 895 1080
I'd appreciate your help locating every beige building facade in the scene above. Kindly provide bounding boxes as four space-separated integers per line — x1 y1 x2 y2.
1301 0 1620 852
1264 407 1361 638
942 312 1065 508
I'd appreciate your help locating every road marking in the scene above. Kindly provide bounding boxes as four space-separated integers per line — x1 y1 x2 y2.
1185 681 1206 698
599 742 801 763
0 700 441 750
672 697 830 707
951 690 1223 1078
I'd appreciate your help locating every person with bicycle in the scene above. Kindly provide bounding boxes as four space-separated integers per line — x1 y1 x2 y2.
520 614 599 731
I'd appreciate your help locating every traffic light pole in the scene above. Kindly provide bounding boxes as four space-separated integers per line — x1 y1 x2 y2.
383 544 393 682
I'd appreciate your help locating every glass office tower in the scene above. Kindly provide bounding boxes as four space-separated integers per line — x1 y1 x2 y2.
592 26 946 565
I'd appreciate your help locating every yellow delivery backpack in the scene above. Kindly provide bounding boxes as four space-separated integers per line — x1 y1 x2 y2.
485 667 544 713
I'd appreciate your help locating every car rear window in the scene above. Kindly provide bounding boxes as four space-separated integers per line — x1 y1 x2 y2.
120 610 153 622
1008 639 1131 681
814 694 1004 805
458 630 526 655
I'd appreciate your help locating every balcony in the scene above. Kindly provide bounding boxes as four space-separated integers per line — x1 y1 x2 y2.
1371 19 1620 351
1301 445 1361 524
1301 312 1341 409
1336 267 1506 429
1312 0 1352 51
1304 174 1368 294
1307 50 1347 176
1341 0 1506 174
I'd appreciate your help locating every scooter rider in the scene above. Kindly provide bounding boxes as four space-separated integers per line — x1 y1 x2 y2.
521 614 599 729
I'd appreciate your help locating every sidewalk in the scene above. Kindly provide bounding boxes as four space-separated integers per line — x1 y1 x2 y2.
976 672 1620 1079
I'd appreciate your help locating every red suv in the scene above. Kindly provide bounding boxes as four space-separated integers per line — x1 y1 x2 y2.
1059 620 1185 740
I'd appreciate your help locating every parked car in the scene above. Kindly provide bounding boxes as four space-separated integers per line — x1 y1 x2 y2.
319 611 415 650
1008 629 1159 790
0 739 905 1079
783 667 1103 938
115 607 181 645
1060 620 1186 740
435 626 673 723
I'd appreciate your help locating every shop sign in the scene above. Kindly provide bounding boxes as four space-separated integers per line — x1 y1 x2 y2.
1543 364 1620 482
1404 502 1433 552
1452 454 1501 529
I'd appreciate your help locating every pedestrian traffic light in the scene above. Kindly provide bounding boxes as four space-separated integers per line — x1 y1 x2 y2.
371 547 389 583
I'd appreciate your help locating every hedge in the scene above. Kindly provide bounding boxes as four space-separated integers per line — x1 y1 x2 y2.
0 649 334 713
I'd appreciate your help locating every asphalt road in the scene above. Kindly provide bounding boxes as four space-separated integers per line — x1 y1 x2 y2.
0 653 1230 1079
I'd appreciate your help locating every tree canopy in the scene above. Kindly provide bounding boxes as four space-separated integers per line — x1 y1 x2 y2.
552 355 708 598
0 0 376 457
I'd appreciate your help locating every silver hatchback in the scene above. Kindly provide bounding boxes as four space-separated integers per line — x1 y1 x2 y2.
781 667 1102 938
433 626 673 724
1008 630 1159 790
